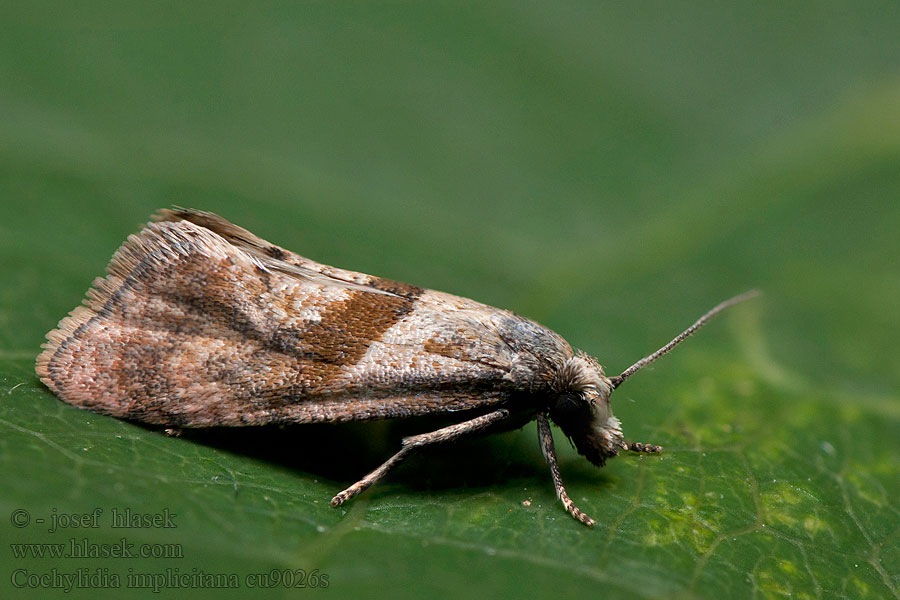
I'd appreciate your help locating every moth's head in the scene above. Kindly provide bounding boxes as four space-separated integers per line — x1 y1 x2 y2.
550 352 624 466
546 290 760 466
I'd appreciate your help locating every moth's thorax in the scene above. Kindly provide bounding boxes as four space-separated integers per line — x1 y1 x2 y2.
549 352 624 466
554 353 611 399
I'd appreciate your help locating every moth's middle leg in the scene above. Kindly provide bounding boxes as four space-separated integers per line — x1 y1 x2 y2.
330 408 510 508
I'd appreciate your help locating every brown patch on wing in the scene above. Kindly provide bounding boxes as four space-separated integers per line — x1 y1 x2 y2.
423 335 476 362
275 287 420 376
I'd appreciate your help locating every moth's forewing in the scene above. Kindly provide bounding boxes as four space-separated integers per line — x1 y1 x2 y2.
37 212 572 427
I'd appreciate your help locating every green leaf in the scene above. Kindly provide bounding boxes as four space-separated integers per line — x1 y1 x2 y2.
2 3 898 599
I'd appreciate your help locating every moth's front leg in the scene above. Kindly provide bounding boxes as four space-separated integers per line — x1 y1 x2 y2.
536 412 596 527
626 441 662 453
330 408 511 508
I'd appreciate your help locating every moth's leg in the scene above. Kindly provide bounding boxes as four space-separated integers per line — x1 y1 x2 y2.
536 412 595 527
330 409 510 507
626 441 662 453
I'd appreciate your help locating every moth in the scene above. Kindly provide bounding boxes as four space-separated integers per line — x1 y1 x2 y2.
36 208 757 526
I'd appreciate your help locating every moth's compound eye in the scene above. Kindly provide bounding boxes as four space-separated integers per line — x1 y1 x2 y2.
550 392 590 423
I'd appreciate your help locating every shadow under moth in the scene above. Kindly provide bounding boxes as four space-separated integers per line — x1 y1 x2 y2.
36 209 757 526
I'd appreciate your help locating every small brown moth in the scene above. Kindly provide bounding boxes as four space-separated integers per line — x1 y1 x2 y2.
36 209 757 526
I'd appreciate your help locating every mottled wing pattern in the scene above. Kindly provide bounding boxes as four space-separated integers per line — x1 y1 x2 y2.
36 211 573 427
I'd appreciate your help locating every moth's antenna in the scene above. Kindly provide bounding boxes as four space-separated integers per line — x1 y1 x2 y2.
608 289 760 389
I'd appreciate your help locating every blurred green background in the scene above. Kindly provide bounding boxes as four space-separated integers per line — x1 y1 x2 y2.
1 2 898 599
